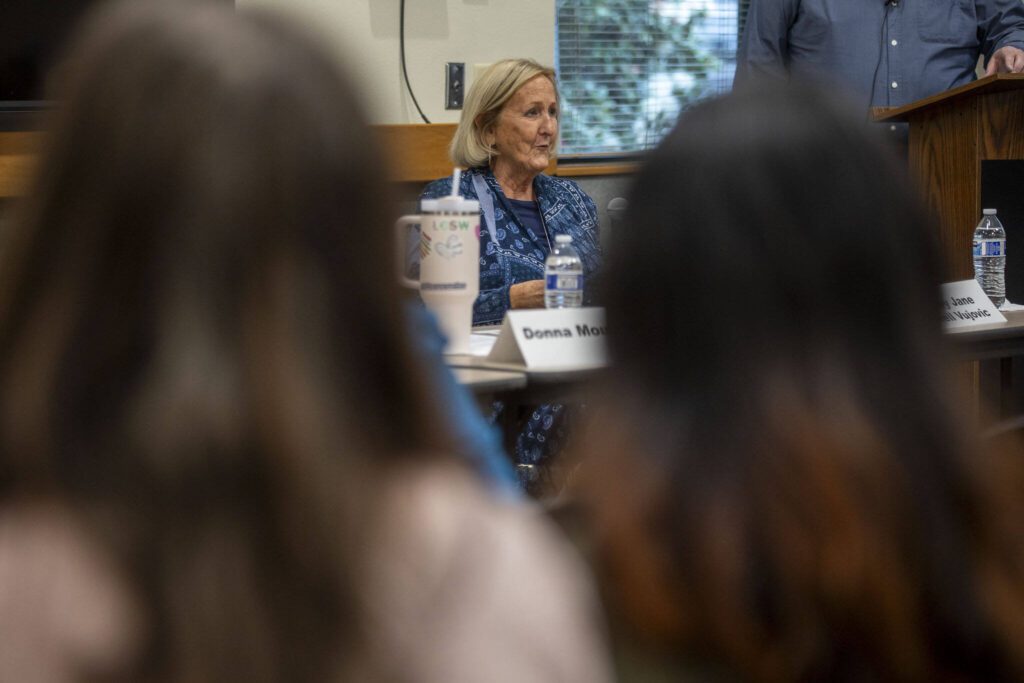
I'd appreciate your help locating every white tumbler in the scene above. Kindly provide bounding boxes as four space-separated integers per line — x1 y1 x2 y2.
395 173 480 354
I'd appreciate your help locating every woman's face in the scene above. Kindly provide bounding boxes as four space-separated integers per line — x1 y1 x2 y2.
489 75 558 178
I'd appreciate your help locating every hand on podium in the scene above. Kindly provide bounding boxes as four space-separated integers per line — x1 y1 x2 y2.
985 45 1024 75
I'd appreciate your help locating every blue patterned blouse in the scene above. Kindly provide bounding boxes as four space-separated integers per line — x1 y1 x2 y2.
420 167 602 326
420 167 602 469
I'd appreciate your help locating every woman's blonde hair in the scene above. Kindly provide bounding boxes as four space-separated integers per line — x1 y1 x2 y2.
449 58 559 168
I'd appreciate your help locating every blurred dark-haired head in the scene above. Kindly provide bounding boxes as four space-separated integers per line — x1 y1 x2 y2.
584 83 1024 681
610 83 946 416
0 2 449 680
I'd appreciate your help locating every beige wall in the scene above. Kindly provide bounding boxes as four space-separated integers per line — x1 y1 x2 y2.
238 0 555 124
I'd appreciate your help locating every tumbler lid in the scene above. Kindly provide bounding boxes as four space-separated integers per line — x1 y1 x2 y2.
434 167 479 213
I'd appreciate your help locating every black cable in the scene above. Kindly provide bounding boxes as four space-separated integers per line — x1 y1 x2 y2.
400 0 431 124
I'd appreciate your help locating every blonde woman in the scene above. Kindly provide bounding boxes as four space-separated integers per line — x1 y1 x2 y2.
421 59 602 472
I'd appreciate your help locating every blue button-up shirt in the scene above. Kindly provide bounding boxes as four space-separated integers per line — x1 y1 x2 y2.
736 0 1024 111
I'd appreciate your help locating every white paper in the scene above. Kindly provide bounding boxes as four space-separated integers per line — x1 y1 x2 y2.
941 280 1007 328
487 308 607 369
469 333 498 357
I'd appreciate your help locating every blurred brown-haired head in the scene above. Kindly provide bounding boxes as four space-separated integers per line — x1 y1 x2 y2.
581 82 1024 681
0 1 449 680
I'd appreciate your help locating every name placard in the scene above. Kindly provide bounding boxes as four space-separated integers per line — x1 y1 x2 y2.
941 279 1006 328
488 307 607 370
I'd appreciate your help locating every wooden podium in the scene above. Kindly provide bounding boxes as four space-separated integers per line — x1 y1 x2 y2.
876 73 1024 281
877 74 1024 417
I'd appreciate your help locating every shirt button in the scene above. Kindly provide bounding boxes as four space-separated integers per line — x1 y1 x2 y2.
890 125 897 131
891 81 898 88
891 39 898 46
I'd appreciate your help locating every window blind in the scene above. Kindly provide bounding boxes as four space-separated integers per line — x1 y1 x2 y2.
556 0 751 157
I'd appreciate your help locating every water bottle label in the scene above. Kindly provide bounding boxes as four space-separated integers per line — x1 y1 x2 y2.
973 239 1005 257
546 273 582 291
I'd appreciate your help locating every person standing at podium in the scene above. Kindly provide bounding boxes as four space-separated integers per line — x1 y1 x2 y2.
735 0 1024 116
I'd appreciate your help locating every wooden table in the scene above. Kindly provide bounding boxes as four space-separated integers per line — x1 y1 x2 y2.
447 353 603 403
947 310 1024 359
947 310 1024 416
450 312 1024 422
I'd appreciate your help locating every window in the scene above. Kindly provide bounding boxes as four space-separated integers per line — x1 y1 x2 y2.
555 0 751 157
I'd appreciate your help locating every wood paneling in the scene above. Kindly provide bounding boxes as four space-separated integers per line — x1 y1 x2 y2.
0 155 35 198
909 101 980 281
0 125 469 193
374 123 556 182
982 90 1024 159
0 124 632 196
0 132 43 198
555 161 637 177
0 131 42 155
375 123 459 183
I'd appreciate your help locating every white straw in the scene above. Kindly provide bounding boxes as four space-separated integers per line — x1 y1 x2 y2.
450 167 462 197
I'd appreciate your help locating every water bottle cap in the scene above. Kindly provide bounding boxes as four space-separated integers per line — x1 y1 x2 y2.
984 208 998 215
555 234 573 243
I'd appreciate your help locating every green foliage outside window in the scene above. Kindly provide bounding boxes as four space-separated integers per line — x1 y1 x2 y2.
556 0 739 155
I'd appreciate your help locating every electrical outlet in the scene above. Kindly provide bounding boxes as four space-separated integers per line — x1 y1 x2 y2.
446 62 465 110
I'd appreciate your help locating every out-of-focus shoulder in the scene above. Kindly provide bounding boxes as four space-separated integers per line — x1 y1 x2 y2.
0 504 141 683
359 461 613 682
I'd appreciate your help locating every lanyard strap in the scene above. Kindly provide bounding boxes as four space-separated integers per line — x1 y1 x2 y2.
471 173 498 245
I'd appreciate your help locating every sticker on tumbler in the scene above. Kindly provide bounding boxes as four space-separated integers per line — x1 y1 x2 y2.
420 231 432 260
435 235 464 260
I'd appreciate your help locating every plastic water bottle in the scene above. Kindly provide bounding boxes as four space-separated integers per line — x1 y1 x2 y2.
973 208 1006 307
544 234 583 308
